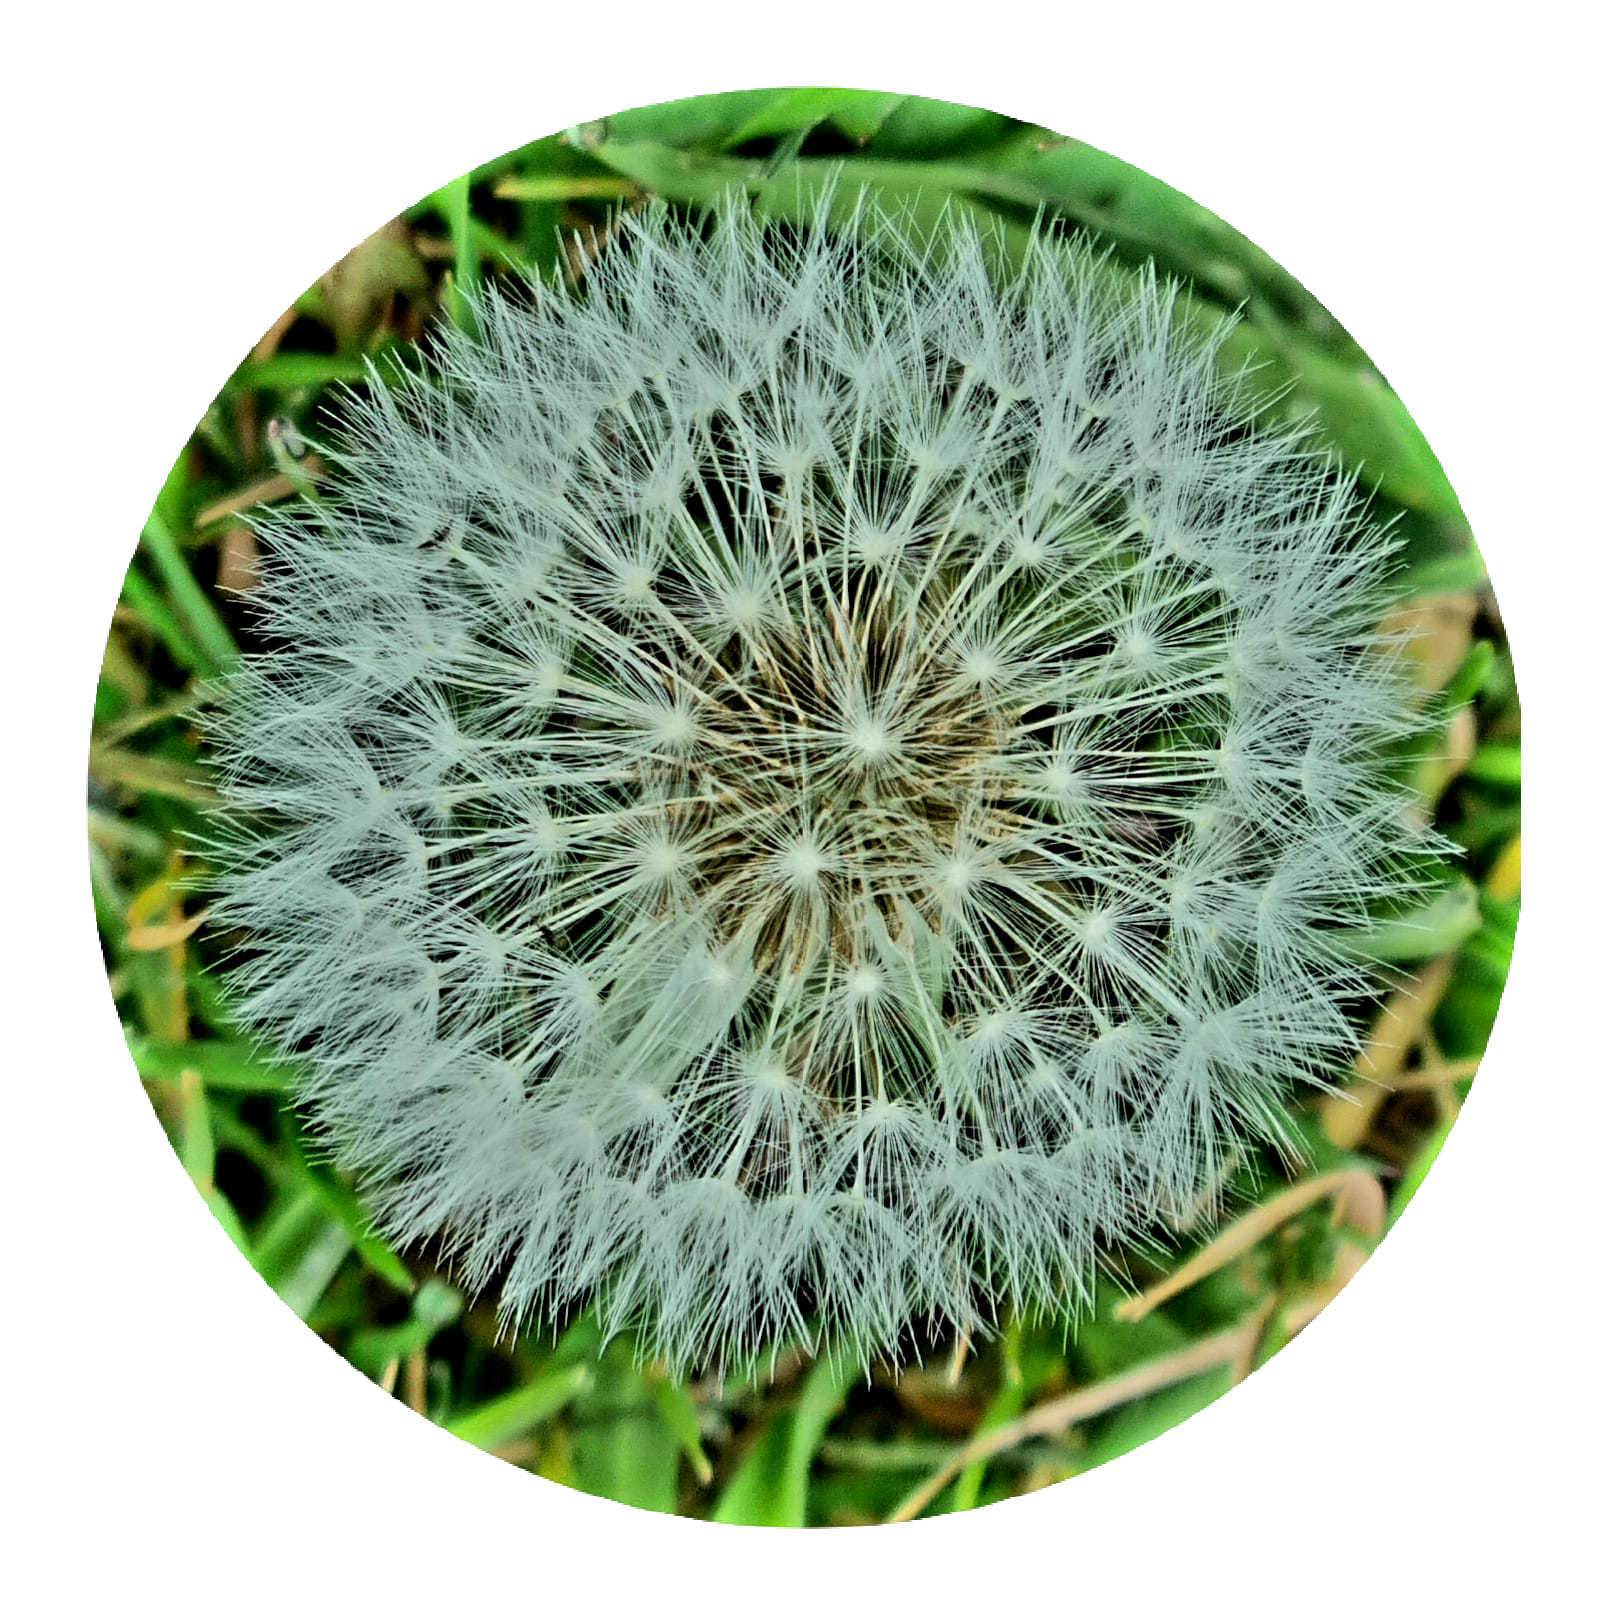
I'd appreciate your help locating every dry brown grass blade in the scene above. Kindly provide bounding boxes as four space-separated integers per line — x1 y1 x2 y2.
95 690 205 749
1116 1168 1385 1325
886 1305 1273 1524
403 1352 428 1416
1321 955 1456 1148
1378 1056 1480 1091
1380 590 1478 696
124 853 192 1041
493 174 640 201
1487 834 1520 901
100 626 150 709
195 458 328 529
251 306 300 363
217 524 260 594
945 1330 971 1385
89 743 218 806
125 906 210 952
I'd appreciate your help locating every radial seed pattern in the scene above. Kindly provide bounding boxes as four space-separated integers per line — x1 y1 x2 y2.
214 197 1428 1373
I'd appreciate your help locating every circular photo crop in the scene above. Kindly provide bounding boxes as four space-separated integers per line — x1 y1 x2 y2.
90 87 1519 1524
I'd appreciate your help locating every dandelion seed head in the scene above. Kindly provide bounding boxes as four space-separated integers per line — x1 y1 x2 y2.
211 192 1435 1375
846 716 898 766
777 836 832 890
846 962 885 1001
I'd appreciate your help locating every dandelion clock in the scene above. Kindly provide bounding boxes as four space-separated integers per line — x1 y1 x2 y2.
95 89 1517 1523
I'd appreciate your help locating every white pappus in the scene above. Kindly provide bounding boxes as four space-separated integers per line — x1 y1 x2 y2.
211 191 1436 1376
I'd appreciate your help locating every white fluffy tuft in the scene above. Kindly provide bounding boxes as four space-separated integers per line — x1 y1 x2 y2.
210 194 1434 1375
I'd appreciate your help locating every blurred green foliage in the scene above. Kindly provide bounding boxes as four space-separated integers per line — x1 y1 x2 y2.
91 88 1517 1525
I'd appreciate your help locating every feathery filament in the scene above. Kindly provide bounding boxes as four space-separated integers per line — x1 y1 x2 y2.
213 195 1429 1374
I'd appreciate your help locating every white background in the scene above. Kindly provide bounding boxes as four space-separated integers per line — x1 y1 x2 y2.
5 3 1599 1607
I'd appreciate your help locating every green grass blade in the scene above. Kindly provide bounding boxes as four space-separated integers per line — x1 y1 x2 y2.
432 174 479 331
713 1347 852 1526
251 1188 353 1318
119 563 210 677
1334 874 1482 964
653 1379 714 1485
227 353 372 393
139 510 238 676
445 1362 593 1449
127 1034 295 1093
571 1350 682 1512
1463 743 1521 789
